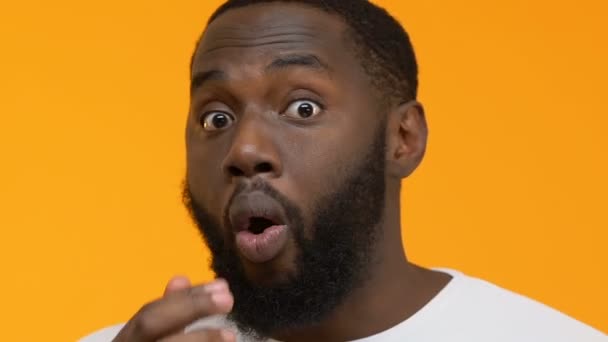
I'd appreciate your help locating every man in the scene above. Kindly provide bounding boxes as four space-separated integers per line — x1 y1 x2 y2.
82 1 607 341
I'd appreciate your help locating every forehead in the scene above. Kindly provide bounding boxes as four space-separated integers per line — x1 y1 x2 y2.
192 3 359 77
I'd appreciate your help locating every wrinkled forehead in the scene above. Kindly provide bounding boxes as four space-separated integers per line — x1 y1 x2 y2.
192 3 357 76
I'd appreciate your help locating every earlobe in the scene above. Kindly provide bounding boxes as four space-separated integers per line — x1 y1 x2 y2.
385 101 428 179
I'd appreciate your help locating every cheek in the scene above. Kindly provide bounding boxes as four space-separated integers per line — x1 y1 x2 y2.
186 138 229 216
281 124 366 218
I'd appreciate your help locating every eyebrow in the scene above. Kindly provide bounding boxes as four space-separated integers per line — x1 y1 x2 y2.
266 53 329 73
190 69 226 93
190 53 330 93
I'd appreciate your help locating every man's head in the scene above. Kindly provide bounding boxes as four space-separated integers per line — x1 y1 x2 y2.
184 0 428 338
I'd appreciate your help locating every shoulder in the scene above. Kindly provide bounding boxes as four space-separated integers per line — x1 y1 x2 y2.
432 268 607 341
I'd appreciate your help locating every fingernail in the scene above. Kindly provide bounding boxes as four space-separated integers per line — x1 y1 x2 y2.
205 279 228 293
221 330 236 341
211 292 233 308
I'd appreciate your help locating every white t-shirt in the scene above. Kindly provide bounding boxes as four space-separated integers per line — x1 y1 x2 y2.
80 269 607 341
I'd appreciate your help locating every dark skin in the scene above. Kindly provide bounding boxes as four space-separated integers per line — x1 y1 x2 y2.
115 3 450 342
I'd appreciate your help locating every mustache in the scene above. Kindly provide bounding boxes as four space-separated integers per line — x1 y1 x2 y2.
223 178 292 226
183 178 283 209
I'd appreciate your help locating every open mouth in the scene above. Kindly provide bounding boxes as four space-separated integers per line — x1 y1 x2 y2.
248 217 278 235
227 191 290 263
228 190 287 237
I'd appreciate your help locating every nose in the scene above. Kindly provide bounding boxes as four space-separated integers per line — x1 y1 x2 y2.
222 117 282 180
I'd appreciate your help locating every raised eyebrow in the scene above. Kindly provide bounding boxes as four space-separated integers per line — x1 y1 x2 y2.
190 54 329 93
266 54 331 74
190 69 226 93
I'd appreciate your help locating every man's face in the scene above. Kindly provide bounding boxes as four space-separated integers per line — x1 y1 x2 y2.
185 3 389 336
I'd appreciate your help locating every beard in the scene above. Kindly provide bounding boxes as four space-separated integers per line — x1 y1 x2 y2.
183 123 387 339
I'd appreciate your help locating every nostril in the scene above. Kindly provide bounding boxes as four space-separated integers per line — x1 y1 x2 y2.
228 166 244 177
254 162 273 174
226 162 274 178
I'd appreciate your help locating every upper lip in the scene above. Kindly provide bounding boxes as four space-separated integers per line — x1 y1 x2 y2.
227 190 287 232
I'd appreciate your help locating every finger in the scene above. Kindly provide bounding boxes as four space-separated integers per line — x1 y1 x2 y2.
158 329 236 342
116 280 233 341
164 276 192 296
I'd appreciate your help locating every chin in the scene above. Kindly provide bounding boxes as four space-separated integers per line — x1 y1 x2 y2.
239 244 299 286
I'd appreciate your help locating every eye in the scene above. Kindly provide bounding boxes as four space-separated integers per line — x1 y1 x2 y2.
201 111 235 131
283 100 322 119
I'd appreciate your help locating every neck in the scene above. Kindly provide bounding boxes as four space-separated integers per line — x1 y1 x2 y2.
272 184 451 342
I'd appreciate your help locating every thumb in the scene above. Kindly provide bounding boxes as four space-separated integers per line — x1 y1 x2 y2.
163 275 192 296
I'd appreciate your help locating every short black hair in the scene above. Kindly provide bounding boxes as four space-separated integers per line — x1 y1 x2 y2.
195 0 419 102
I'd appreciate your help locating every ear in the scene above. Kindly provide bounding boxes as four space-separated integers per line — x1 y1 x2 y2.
385 101 428 179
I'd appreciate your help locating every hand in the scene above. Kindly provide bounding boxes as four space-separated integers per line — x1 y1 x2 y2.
113 276 235 342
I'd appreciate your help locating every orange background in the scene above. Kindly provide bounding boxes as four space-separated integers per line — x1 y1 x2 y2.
0 1 606 340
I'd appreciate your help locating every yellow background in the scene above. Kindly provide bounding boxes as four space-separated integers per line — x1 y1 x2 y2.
0 1 606 340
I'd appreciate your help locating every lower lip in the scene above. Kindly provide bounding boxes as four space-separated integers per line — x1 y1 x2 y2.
235 225 289 263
